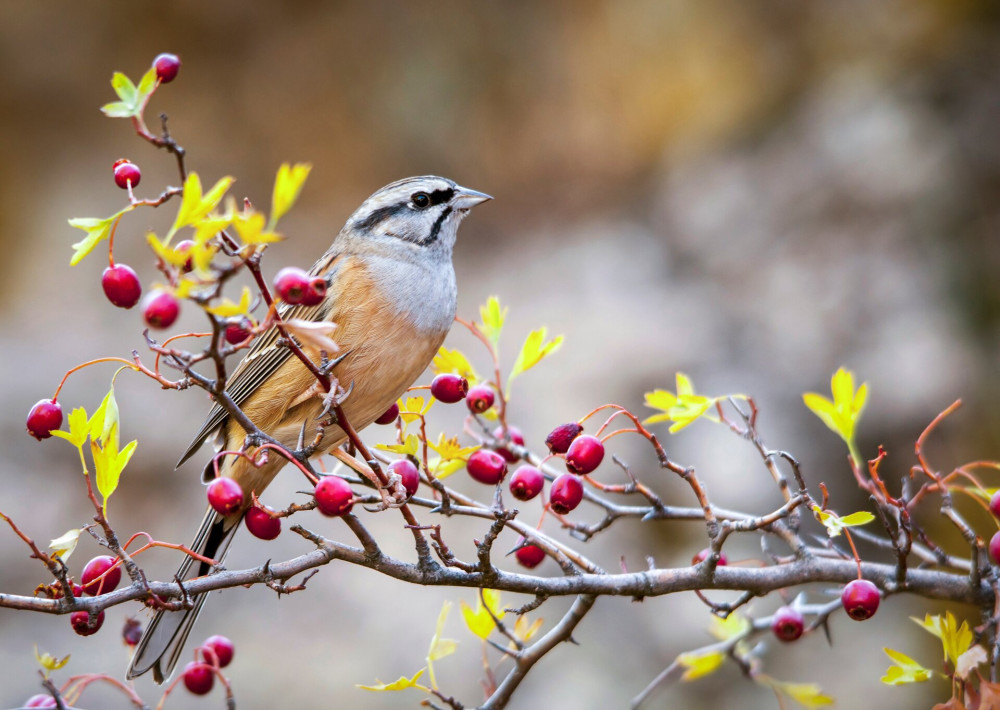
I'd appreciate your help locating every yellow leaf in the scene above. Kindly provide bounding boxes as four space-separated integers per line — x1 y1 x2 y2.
461 590 505 640
399 396 433 422
232 210 283 245
68 208 133 266
206 286 253 318
357 668 428 692
51 407 90 450
479 296 507 346
432 347 478 383
513 615 544 644
91 425 137 517
912 612 974 667
270 162 312 228
375 434 420 457
426 601 457 690
169 173 235 240
757 676 834 708
508 328 563 388
429 457 467 480
88 386 120 448
881 647 933 685
813 507 875 537
677 650 726 681
803 367 867 461
427 433 478 462
709 613 750 641
34 646 70 677
48 528 82 562
642 374 728 432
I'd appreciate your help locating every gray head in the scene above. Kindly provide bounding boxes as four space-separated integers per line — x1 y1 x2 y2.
342 176 491 259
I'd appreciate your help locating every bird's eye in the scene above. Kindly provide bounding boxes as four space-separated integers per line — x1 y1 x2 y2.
411 192 431 209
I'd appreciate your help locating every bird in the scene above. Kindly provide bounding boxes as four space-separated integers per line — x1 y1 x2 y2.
126 175 491 682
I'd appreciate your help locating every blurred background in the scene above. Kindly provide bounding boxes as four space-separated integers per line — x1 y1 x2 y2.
2 1 999 707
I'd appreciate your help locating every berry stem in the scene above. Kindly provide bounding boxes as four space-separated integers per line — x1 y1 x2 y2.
106 214 124 268
842 528 863 579
52 357 139 401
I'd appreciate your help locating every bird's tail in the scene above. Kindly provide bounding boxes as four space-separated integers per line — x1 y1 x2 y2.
126 507 239 683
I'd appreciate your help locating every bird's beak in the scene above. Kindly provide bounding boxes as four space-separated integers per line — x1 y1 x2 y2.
452 186 493 210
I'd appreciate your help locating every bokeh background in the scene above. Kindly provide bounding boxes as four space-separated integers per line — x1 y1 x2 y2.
2 1 1000 707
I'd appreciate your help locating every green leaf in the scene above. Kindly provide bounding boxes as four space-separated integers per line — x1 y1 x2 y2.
270 162 312 228
813 507 875 537
881 648 933 685
100 68 158 119
51 406 90 450
677 649 726 681
357 668 428 692
426 601 457 690
507 328 563 392
109 71 137 106
48 528 83 562
100 101 133 118
478 296 507 347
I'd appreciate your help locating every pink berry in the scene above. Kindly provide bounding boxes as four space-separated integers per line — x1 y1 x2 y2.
207 478 244 516
123 617 143 646
990 531 1000 565
466 384 495 414
314 476 354 516
101 264 142 308
244 506 281 540
203 634 235 668
467 449 508 485
389 459 420 497
509 465 544 501
430 373 468 403
175 239 196 272
841 579 881 621
549 474 583 514
71 609 105 636
565 435 605 474
26 399 63 440
182 661 214 695
374 403 399 425
81 555 122 596
515 543 546 569
142 289 180 329
771 606 804 642
112 159 141 189
545 422 583 454
224 320 253 345
492 425 525 463
691 548 728 566
24 695 57 708
153 53 182 83
273 267 312 304
300 276 327 306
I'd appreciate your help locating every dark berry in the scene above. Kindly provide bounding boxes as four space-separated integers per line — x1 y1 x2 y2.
430 374 468 403
153 53 182 83
71 609 105 636
207 478 244 516
273 267 311 305
244 505 281 540
300 276 327 306
771 606 804 642
991 531 1000 565
389 459 420 497
691 548 728 566
565 435 605 474
509 465 544 501
113 159 141 190
545 422 583 454
841 579 881 620
492 425 525 463
175 239 195 272
81 555 122 595
182 661 214 695
515 543 546 569
466 384 495 414
123 617 143 646
24 695 57 708
549 474 583 514
203 635 235 667
314 476 353 516
101 264 142 308
374 403 399 425
467 449 508 485
142 289 180 329
26 399 63 440
224 320 253 345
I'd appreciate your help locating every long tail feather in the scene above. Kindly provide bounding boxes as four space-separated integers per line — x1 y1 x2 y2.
126 507 239 683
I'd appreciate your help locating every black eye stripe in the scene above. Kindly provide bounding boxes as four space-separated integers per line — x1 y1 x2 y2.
428 188 454 206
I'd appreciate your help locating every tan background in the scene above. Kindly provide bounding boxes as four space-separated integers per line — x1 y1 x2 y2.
2 1 1000 707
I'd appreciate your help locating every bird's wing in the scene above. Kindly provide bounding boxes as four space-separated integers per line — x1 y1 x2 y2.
175 252 343 468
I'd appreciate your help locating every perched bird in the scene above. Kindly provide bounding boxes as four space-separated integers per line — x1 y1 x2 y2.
127 176 491 682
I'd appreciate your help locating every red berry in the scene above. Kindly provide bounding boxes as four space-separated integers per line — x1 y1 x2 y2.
771 606 804 642
101 264 142 308
841 579 881 621
990 530 1000 565
300 276 327 306
565 435 605 474
492 425 525 463
509 465 544 501
244 505 281 540
549 474 583 514
273 267 312 304
224 320 253 345
142 289 180 329
70 609 105 636
515 543 546 569
430 373 468 403
175 239 196 272
182 661 214 695
26 399 63 440
691 548 728 566
24 695 57 708
990 491 1000 519
203 634 235 667
545 422 583 454
467 449 508 485
207 478 244 516
314 476 354 516
374 403 399 425
466 384 495 414
389 459 420 497
81 555 122 596
122 617 142 646
113 159 141 189
153 53 182 83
